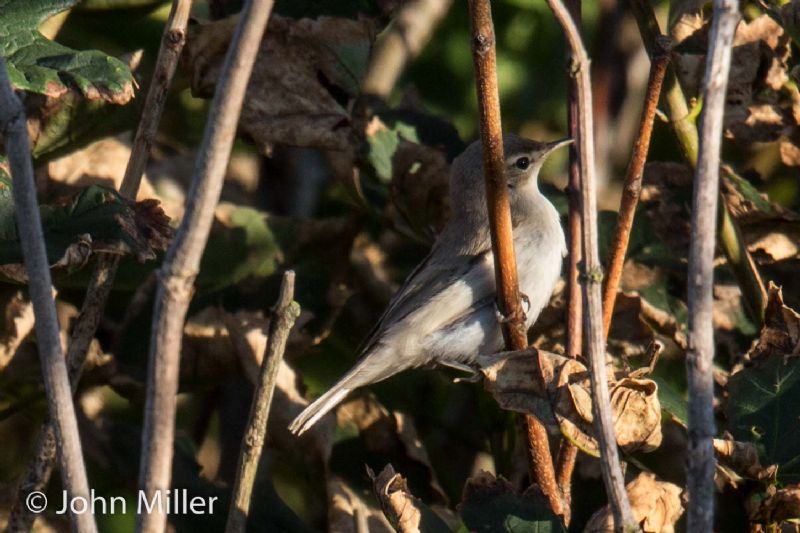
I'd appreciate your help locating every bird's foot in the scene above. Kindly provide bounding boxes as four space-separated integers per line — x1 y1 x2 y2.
440 360 482 383
521 293 531 314
494 294 530 324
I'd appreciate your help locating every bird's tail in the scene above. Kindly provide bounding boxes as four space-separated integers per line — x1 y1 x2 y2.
289 383 351 436
289 349 401 435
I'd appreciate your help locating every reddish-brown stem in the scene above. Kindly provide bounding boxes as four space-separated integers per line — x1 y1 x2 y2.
601 38 670 339
556 0 582 522
468 0 564 520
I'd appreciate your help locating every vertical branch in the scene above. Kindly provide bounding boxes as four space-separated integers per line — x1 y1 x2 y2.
543 1 638 530
601 38 670 339
0 57 98 533
225 271 300 533
6 3 192 530
556 0 582 520
136 2 275 532
467 0 564 520
686 0 739 529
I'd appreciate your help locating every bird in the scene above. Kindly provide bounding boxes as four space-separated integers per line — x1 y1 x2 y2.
289 133 569 435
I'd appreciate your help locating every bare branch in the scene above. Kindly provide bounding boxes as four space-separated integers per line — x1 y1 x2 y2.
543 1 638 530
467 0 564 520
136 1 275 531
226 271 300 533
602 38 670 339
6 3 192 530
0 57 97 533
686 0 740 529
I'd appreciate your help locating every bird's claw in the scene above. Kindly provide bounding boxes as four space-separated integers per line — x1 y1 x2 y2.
440 361 482 383
494 294 530 324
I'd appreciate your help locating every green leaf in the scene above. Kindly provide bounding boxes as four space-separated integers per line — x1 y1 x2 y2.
197 206 281 291
652 375 688 426
726 356 800 484
29 88 140 162
725 285 800 484
0 185 164 269
459 474 566 533
0 0 134 102
364 110 463 184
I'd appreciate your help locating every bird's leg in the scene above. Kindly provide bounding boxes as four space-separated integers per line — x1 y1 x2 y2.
520 293 531 314
494 293 530 323
439 360 482 383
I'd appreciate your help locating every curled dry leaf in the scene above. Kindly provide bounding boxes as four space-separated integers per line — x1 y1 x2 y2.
479 348 662 456
584 472 684 533
713 437 777 482
746 282 800 363
369 465 424 533
185 14 375 151
748 484 800 525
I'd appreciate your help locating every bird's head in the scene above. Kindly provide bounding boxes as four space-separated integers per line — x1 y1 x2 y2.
449 133 572 216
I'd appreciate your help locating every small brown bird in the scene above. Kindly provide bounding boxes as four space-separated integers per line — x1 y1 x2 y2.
290 134 569 435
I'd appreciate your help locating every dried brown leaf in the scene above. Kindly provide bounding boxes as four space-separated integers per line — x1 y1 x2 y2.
185 14 375 151
479 348 662 455
749 484 800 525
370 465 424 533
747 283 800 362
714 436 777 481
584 472 684 533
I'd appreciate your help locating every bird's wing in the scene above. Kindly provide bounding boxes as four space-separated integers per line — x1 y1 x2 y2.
359 241 494 354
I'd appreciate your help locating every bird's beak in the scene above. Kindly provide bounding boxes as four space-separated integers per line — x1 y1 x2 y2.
542 137 574 157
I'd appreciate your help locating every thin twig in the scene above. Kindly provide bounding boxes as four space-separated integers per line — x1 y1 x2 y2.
555 0 582 520
543 1 638 530
601 38 670 339
136 2 275 532
5 3 192 530
361 0 453 98
225 271 300 533
467 0 564 520
687 0 739 529
0 57 98 533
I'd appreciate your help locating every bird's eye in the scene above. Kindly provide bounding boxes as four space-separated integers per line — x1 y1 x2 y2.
514 157 530 170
